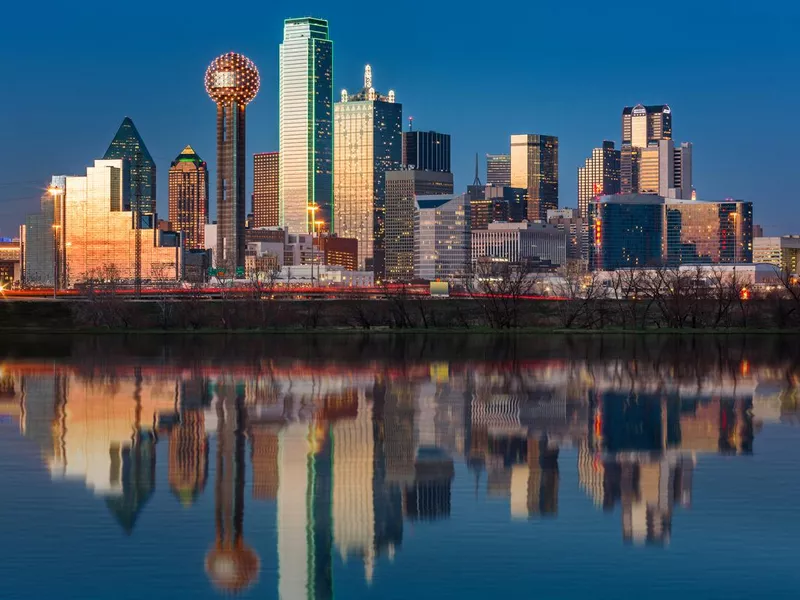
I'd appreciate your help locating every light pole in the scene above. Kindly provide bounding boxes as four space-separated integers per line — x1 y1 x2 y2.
48 185 63 298
306 204 319 288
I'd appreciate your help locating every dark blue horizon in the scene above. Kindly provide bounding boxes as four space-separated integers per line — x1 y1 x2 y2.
0 1 796 236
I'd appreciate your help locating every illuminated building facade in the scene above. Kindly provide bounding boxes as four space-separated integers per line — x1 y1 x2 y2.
753 236 800 274
547 208 589 261
414 194 471 282
0 238 20 286
471 222 566 268
334 65 402 273
318 236 359 271
279 17 333 234
21 175 66 287
577 141 620 218
64 159 180 284
205 52 260 271
486 154 511 186
510 134 559 221
253 152 279 228
102 117 156 218
402 131 451 172
469 185 527 230
385 170 453 281
589 194 753 270
168 145 209 250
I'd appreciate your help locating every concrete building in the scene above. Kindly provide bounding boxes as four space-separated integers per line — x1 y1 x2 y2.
471 222 566 268
253 152 279 228
414 194 470 282
547 208 588 261
0 237 20 287
486 154 511 186
385 169 453 281
753 236 800 274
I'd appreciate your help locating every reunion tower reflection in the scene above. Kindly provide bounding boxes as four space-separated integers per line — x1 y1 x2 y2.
205 378 260 594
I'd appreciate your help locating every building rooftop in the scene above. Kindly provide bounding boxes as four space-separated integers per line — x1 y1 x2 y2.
592 193 747 205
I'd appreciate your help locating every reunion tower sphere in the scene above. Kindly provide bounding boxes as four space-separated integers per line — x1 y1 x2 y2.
205 52 260 105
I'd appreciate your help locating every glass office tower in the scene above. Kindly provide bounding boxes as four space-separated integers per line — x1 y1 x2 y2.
510 134 559 221
334 65 402 274
577 141 620 218
103 117 156 217
253 152 280 228
279 17 333 234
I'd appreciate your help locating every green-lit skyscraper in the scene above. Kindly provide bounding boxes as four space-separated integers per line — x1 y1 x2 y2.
279 17 333 234
103 117 156 219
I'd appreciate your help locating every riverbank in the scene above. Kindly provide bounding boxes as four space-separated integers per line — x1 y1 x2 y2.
1 296 798 332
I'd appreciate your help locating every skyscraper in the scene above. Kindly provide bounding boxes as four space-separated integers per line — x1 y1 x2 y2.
510 134 559 221
414 194 471 282
621 104 672 194
279 17 333 234
486 154 511 186
103 117 156 217
168 145 209 250
385 170 454 281
622 104 672 147
205 52 260 271
334 65 402 273
577 141 621 218
672 142 693 199
253 152 279 228
402 131 451 172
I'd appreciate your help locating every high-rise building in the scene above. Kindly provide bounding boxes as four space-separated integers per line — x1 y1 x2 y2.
61 159 181 285
753 236 800 273
103 117 156 217
547 208 588 261
279 17 333 234
402 131 451 172
205 52 260 271
168 145 209 251
334 65 402 273
578 141 621 218
253 152 279 228
21 175 66 287
621 104 672 195
589 194 753 270
486 154 511 187
469 185 527 229
672 142 693 199
622 104 672 147
414 194 471 282
510 134 559 221
471 222 566 268
385 170 453 281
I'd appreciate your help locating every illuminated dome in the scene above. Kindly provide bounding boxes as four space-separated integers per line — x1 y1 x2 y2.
205 52 260 105
205 545 260 594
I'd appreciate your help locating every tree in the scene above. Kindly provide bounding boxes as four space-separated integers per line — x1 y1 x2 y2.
467 258 540 329
552 262 602 329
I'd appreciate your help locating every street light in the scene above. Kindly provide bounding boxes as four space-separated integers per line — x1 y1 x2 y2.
307 204 319 288
48 185 64 298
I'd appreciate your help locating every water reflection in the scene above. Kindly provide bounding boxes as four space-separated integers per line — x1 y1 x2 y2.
1 335 799 597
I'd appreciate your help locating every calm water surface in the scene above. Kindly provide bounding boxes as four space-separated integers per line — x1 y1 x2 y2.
1 334 799 599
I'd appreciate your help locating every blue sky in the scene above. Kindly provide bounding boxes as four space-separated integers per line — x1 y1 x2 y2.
0 1 797 236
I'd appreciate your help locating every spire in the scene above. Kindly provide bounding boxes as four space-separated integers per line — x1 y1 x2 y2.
103 116 154 163
472 153 482 186
364 64 372 89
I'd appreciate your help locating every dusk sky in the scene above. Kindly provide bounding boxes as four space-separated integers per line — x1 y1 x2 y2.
0 1 796 237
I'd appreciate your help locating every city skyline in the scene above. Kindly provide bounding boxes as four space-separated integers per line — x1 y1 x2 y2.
0 4 795 237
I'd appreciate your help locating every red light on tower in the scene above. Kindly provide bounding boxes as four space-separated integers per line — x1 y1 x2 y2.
593 182 603 197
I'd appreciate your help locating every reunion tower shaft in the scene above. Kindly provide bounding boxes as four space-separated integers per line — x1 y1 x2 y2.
205 53 260 272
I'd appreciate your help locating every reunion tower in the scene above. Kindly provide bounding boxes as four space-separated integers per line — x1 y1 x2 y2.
205 52 260 272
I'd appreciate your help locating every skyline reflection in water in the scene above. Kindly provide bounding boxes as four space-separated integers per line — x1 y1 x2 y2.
0 335 799 599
